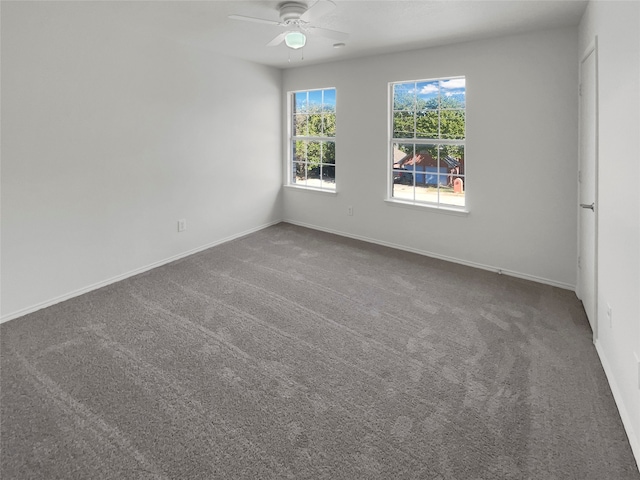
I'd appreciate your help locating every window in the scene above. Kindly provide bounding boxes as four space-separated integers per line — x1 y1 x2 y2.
389 77 466 209
289 88 336 191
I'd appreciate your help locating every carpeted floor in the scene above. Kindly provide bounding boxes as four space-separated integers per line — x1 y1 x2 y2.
1 222 638 479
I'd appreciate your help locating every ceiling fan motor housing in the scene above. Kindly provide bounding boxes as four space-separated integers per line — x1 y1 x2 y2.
279 2 307 24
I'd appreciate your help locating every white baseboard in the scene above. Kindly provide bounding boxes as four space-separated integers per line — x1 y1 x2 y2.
283 219 576 291
0 220 281 324
595 340 640 470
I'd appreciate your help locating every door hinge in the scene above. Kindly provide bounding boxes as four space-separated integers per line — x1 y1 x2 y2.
578 256 582 269
579 83 582 96
578 170 582 183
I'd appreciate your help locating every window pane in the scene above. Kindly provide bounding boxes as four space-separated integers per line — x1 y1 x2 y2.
294 92 308 113
308 113 323 136
322 141 335 164
393 169 413 185
413 146 439 187
323 89 336 111
440 78 466 108
439 184 465 207
393 83 415 111
440 110 465 139
324 112 336 137
416 81 439 109
393 143 414 168
440 145 464 169
393 143 415 200
292 162 306 184
414 185 440 204
294 140 307 162
307 165 321 188
321 164 335 189
416 111 439 139
439 145 465 207
306 141 322 169
393 181 414 201
294 114 308 137
308 90 323 108
393 111 414 138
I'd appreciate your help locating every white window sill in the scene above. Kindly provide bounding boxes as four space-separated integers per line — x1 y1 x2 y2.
284 184 338 196
384 198 469 216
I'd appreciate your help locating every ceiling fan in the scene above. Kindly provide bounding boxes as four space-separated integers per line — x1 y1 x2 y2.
229 1 348 50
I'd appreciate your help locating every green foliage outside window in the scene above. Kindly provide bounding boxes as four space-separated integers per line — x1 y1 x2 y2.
393 89 465 141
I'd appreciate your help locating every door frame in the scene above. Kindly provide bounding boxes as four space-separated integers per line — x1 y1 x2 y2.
577 37 599 340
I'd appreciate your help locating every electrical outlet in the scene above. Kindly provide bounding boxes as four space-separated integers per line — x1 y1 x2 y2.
606 303 612 327
347 206 353 216
178 219 187 232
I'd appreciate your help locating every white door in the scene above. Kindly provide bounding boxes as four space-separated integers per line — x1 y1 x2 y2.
578 43 598 334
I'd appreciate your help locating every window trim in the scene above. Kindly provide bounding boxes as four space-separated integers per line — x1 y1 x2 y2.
383 198 469 216
287 87 337 192
387 76 467 212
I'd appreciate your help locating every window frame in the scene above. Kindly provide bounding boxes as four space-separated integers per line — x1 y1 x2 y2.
287 87 337 192
387 76 467 212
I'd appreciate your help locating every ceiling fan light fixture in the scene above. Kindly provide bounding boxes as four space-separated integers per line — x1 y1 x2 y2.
284 31 306 49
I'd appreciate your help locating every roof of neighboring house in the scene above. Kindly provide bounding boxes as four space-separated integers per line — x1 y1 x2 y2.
393 147 407 163
442 155 461 168
393 148 464 169
393 150 437 169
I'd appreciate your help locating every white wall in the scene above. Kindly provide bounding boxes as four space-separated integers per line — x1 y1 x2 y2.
282 27 579 288
1 2 283 320
579 0 640 462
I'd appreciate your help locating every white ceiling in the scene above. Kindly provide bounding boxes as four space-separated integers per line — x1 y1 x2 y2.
114 0 589 69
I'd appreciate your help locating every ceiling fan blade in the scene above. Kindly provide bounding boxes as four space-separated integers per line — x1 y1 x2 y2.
300 0 336 22
266 32 287 47
306 25 349 42
228 14 281 26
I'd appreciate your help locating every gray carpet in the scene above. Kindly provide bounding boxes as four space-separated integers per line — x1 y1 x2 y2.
1 222 638 479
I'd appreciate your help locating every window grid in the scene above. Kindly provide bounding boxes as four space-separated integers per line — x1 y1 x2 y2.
289 88 336 191
390 77 466 209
